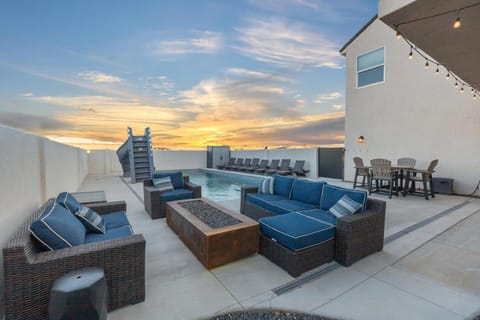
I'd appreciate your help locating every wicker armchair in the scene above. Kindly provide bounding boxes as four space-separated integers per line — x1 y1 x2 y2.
353 157 370 189
404 159 439 200
143 176 201 219
369 158 399 199
3 200 146 320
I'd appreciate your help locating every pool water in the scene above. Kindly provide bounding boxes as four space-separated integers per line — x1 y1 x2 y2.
183 170 263 201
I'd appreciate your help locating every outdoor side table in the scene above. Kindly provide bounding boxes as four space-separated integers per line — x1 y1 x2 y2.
49 267 108 320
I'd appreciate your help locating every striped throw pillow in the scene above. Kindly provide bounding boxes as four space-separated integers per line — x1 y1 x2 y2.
258 178 274 195
153 176 174 192
75 205 106 234
329 194 363 218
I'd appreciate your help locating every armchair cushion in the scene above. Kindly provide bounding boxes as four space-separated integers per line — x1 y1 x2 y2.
291 179 326 205
258 178 274 195
153 171 184 189
29 202 86 250
320 185 367 212
259 212 335 251
329 195 363 218
56 192 106 234
85 225 134 244
273 175 295 198
153 176 174 192
103 211 131 229
159 188 193 203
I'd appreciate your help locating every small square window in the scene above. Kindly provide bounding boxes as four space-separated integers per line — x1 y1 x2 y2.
357 47 384 88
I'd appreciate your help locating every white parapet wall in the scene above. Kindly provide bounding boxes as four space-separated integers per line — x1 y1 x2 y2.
231 148 318 178
153 150 206 171
0 125 88 245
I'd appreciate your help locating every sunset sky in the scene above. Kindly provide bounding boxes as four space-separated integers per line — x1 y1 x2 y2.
0 0 377 150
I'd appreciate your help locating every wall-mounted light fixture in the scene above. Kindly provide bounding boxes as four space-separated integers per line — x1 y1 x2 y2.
357 136 365 143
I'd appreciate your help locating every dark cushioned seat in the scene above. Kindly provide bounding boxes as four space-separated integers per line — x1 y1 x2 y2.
320 184 367 212
290 179 327 205
297 209 337 226
85 225 134 244
102 211 130 229
269 200 317 212
246 193 288 209
273 175 295 198
259 213 335 251
159 188 193 203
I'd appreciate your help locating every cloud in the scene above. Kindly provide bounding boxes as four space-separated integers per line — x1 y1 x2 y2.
140 75 175 97
78 71 122 83
247 0 320 12
148 31 223 55
0 112 70 132
20 93 33 97
314 91 342 104
332 104 344 110
235 17 342 69
226 68 291 82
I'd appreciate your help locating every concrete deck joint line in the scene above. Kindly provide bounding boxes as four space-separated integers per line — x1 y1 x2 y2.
120 177 144 205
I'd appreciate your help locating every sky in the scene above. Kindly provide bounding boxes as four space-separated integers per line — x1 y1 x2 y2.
0 0 378 150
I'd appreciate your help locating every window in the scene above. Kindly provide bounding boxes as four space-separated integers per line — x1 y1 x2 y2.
357 47 384 88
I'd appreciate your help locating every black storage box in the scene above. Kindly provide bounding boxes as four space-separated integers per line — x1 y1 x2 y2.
432 177 454 195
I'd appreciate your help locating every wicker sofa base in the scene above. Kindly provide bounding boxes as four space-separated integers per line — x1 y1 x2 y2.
259 234 335 277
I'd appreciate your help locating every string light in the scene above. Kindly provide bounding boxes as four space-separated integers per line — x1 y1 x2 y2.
455 81 459 88
408 46 413 59
435 64 440 74
453 10 462 29
461 85 464 93
425 60 429 69
445 73 450 79
396 30 402 39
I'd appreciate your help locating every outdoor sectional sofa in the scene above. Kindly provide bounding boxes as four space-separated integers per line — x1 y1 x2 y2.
143 171 202 219
241 175 386 276
3 197 146 320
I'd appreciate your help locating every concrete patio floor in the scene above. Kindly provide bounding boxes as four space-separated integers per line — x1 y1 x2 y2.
79 174 480 320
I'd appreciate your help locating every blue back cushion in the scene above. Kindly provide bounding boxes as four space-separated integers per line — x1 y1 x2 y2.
56 192 105 234
290 179 326 205
153 171 184 189
320 184 367 212
30 202 86 250
273 175 295 198
56 192 81 214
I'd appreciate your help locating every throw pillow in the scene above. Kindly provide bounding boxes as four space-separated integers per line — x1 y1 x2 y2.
258 178 274 195
153 176 174 192
56 192 106 234
29 202 86 250
329 194 363 218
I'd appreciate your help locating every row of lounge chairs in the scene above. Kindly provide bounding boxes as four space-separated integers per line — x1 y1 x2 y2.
217 158 309 176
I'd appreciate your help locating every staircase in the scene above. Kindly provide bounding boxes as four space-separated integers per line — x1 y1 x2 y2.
116 127 155 183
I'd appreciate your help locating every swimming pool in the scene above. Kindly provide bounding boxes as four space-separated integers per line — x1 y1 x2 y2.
183 170 263 201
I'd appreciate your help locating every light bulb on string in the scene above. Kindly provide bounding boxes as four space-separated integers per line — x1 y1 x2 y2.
435 64 439 74
396 30 401 40
455 81 459 88
425 60 429 69
445 73 450 79
408 47 413 60
453 10 462 29
460 85 464 93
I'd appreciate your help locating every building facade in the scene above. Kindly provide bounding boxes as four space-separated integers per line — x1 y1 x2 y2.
341 18 480 195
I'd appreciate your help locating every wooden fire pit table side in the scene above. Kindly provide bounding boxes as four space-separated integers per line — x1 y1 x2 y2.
166 198 259 269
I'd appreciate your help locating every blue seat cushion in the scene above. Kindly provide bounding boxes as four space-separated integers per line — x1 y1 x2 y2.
273 175 295 198
85 225 134 244
270 200 317 212
56 192 105 234
246 193 288 210
297 209 337 226
30 202 86 250
259 213 335 251
320 184 367 212
290 179 327 205
159 188 193 203
153 171 184 189
102 211 130 229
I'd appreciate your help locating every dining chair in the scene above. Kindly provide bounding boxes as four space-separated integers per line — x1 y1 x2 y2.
353 157 369 189
396 157 416 189
403 159 439 200
369 158 399 198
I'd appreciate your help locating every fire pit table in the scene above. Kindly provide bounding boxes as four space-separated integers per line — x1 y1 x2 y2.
166 198 259 269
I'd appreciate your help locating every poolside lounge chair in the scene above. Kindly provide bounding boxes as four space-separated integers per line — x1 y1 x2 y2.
217 157 235 170
257 159 279 175
237 158 253 171
276 160 308 176
265 159 290 175
248 159 268 173
240 158 259 171
226 158 243 170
